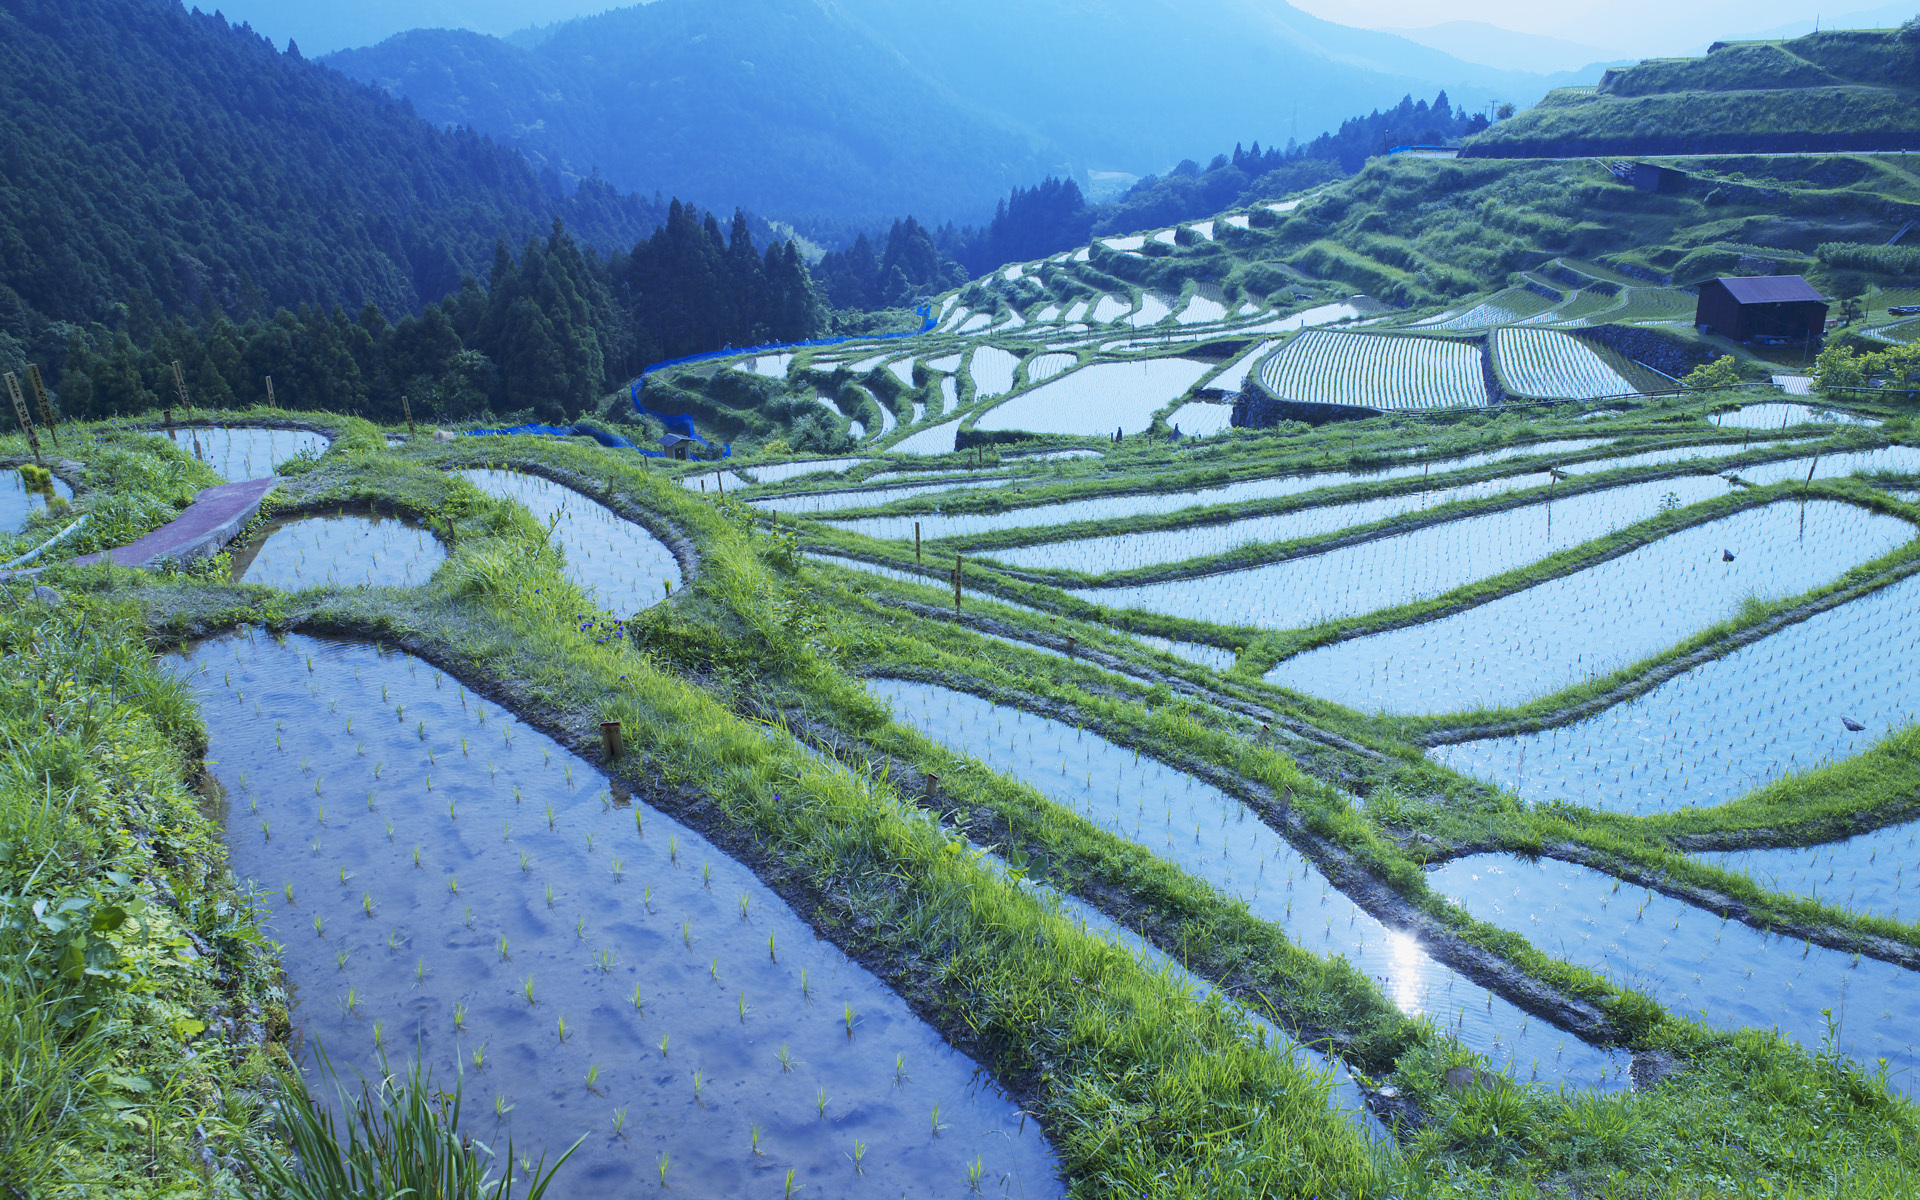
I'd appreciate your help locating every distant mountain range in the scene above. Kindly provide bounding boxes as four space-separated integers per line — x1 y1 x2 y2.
1378 21 1623 76
322 0 1609 226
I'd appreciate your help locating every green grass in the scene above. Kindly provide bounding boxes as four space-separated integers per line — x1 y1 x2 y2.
22 403 1920 1197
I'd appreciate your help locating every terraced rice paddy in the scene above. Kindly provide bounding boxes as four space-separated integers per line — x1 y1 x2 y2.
829 438 1616 543
926 354 962 374
869 680 1630 1089
1 466 72 531
887 419 961 456
231 514 448 590
1269 501 1914 713
1091 296 1134 324
1166 402 1234 437
1126 296 1172 328
749 476 1009 515
1493 328 1644 399
1176 295 1228 325
968 347 1019 399
457 470 682 614
975 359 1212 438
1715 403 1882 429
1068 474 1752 628
1026 353 1078 384
1432 569 1920 813
740 458 866 485
188 634 1061 1199
1698 823 1920 921
152 425 330 481
1429 856 1920 1094
1257 332 1486 411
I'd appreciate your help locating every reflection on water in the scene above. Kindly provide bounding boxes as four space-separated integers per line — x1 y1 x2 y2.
231 514 446 589
181 632 1061 1200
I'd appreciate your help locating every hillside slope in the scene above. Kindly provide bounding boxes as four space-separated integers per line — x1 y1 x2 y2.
1465 29 1920 157
323 0 1059 225
0 0 668 339
325 0 1603 226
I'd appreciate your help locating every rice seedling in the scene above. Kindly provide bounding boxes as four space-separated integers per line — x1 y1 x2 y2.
523 975 537 1006
815 1088 828 1118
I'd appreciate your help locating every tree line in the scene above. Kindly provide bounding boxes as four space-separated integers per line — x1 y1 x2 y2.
47 210 821 426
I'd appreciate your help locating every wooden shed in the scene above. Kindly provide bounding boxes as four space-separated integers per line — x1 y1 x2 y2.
659 432 695 460
1695 276 1829 344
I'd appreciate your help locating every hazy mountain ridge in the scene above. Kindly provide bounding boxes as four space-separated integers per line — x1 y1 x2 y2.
324 0 1608 226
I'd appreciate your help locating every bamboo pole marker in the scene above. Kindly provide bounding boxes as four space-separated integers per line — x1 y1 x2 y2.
1066 635 1077 657
717 472 724 496
265 376 276 409
401 394 416 435
914 521 922 564
25 365 57 446
952 553 962 611
4 374 42 466
600 721 625 761
170 361 191 416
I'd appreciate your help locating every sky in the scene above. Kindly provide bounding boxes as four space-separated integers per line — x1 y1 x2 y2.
212 0 1895 60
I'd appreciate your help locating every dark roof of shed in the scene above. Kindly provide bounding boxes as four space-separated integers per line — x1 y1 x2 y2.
1713 275 1827 305
659 432 695 445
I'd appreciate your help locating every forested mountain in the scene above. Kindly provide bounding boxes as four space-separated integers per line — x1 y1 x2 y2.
323 1 1057 225
57 207 822 427
323 0 1602 227
0 0 688 348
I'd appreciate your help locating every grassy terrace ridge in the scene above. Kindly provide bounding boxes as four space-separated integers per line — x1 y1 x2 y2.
9 409 1920 1197
793 557 1920 1197
1463 30 1920 159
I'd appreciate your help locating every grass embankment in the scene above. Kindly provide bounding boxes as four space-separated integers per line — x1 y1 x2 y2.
116 430 1390 1197
0 579 287 1195
795 559 1920 1199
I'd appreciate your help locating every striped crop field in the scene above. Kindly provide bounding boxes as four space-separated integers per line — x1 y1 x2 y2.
969 347 1020 398
1493 327 1645 400
1256 331 1487 410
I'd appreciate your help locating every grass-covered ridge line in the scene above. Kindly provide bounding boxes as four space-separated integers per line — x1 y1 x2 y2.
59 422 1390 1197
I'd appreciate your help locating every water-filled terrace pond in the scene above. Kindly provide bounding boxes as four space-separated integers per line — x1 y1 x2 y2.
2 466 72 531
150 426 330 481
1698 823 1920 922
1070 474 1742 629
185 633 1060 1199
1269 500 1913 714
867 679 1629 1089
1432 570 1920 813
1429 856 1920 1094
1713 404 1881 430
458 470 681 615
229 514 448 590
829 440 1618 543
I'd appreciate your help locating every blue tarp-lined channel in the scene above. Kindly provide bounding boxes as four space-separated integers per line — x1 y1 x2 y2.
464 304 935 458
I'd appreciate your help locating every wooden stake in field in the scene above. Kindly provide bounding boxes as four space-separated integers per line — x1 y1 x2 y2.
915 521 922 564
4 373 42 465
170 361 191 416
600 721 625 761
401 394 416 435
265 376 276 409
25 365 58 445
952 553 962 611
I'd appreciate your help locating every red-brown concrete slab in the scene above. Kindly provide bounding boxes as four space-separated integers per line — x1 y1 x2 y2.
72 477 279 569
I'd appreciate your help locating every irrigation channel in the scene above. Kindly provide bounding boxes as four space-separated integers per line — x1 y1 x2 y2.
1268 500 1913 714
182 632 1061 1198
1433 568 1920 812
229 513 447 589
866 679 1632 1091
148 425 331 481
458 470 682 615
1 465 72 530
1428 856 1920 1095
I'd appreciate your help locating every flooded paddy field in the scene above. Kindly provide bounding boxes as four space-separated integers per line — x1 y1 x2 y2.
150 425 330 481
868 679 1631 1091
230 513 447 589
459 470 682 615
183 632 1061 1199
